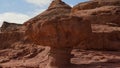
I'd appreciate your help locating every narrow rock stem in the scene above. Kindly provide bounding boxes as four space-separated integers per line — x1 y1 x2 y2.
47 47 72 68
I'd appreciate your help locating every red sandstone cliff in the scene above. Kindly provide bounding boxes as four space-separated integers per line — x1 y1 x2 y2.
72 0 120 50
0 21 25 49
0 22 46 67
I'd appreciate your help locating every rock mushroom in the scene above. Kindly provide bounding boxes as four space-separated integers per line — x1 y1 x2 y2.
24 0 92 68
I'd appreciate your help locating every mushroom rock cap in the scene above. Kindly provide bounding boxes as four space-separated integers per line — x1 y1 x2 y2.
24 0 92 48
26 16 92 48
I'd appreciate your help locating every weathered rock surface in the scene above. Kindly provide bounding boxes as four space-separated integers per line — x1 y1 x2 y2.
25 15 91 48
24 0 91 67
72 6 120 25
0 32 24 49
0 21 25 50
0 42 47 68
25 0 91 48
0 21 24 32
72 0 120 12
0 0 120 68
24 0 71 26
0 21 48 68
72 0 120 50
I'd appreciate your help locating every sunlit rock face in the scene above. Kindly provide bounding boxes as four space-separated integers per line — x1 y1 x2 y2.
72 0 120 12
25 0 92 48
72 0 120 50
24 0 92 67
72 0 120 25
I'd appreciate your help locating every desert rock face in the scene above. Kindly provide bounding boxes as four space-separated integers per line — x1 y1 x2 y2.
0 0 120 68
0 22 25 49
0 21 23 32
72 0 120 12
25 16 91 48
25 16 91 67
0 32 24 49
72 0 120 26
25 0 91 48
24 0 71 26
0 22 47 68
72 0 120 50
25 0 91 67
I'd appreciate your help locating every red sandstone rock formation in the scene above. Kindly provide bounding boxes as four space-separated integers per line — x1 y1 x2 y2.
0 32 24 49
0 21 25 49
0 22 47 68
0 21 23 32
24 0 91 67
72 0 120 50
0 0 120 68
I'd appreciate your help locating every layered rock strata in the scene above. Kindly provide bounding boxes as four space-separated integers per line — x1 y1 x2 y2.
72 0 120 50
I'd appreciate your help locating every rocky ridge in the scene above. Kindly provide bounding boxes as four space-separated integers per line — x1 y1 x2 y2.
0 21 23 32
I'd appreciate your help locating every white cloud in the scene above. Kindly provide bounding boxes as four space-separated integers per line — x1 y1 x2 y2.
0 0 52 27
33 9 46 16
0 12 31 27
25 0 51 7
70 4 74 7
0 9 46 27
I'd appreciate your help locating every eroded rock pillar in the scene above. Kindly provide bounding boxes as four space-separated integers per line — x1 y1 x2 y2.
47 47 72 68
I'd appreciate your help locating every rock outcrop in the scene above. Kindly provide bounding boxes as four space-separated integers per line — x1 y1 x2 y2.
24 0 92 67
0 21 24 32
0 21 25 49
72 0 120 50
72 0 120 12
24 0 71 26
0 22 47 68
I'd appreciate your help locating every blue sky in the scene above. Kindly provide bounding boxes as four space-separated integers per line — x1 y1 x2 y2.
0 0 88 26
